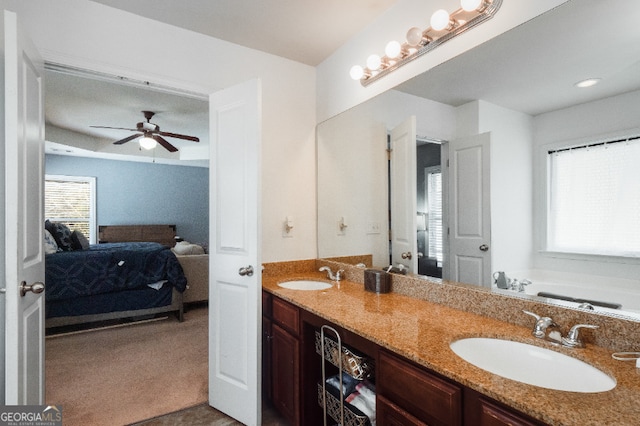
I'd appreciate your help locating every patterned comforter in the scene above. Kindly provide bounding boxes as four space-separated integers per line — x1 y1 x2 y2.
45 242 187 303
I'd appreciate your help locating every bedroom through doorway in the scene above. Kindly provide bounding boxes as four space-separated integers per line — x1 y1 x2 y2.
42 64 212 423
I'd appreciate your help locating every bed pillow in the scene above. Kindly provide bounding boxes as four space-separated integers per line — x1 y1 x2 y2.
44 229 59 254
71 230 90 250
48 222 74 251
172 241 205 255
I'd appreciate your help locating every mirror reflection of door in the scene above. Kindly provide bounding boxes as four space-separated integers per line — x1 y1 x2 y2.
390 116 418 273
448 133 491 287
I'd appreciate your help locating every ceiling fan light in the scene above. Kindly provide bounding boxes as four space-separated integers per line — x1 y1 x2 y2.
139 136 157 150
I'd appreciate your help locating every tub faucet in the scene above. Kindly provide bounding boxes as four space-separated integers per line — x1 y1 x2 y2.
523 310 558 340
319 266 344 281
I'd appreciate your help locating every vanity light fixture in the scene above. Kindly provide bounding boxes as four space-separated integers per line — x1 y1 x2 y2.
351 0 502 86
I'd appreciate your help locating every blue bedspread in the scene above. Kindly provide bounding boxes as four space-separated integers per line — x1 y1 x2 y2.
45 242 187 303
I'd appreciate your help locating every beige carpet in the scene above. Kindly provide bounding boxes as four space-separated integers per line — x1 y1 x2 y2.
45 307 209 426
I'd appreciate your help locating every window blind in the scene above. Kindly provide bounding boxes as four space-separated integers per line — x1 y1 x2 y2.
548 136 640 257
427 171 443 262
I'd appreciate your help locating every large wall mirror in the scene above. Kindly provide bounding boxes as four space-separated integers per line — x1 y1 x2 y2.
317 0 640 321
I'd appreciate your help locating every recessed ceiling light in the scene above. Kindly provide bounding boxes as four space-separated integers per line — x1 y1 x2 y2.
575 78 602 88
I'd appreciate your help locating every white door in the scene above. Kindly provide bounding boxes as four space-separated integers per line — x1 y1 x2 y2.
390 116 418 273
448 133 491 287
208 79 262 425
3 10 46 404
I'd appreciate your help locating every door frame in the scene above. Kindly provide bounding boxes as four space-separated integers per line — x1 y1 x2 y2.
22 60 262 415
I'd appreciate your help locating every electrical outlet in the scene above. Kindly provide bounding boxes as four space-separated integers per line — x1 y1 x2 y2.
367 222 381 234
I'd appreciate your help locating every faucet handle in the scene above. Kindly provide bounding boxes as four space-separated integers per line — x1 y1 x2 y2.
522 310 557 338
522 310 541 321
335 269 345 281
562 324 599 348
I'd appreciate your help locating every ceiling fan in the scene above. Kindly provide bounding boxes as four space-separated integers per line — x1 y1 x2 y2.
90 110 200 152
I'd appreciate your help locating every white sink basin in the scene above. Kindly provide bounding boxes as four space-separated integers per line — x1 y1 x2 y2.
277 280 332 290
450 338 616 393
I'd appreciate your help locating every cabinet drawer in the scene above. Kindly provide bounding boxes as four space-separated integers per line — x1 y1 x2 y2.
378 350 462 426
378 395 428 426
272 297 299 336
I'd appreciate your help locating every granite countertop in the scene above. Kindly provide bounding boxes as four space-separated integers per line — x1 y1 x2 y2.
263 271 640 426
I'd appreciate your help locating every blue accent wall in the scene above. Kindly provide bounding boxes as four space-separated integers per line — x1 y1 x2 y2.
45 155 209 244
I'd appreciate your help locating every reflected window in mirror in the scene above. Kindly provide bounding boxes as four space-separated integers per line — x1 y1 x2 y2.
426 166 443 265
547 135 640 258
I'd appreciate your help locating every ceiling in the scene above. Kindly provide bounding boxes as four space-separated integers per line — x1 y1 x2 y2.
45 0 640 164
89 0 398 67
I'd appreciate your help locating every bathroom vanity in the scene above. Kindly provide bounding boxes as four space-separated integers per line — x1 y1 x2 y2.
262 261 640 425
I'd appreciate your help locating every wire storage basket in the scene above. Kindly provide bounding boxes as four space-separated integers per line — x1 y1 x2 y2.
317 383 370 426
314 331 375 381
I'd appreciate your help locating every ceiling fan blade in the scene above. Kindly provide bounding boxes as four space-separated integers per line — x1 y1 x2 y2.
113 133 141 145
153 135 178 152
157 131 200 142
90 125 140 132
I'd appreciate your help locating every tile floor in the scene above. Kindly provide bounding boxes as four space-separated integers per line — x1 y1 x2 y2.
131 402 290 426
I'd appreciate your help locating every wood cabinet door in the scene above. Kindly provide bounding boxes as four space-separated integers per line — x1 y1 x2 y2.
271 323 300 424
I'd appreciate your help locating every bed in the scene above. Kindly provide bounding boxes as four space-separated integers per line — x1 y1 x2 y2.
45 224 187 328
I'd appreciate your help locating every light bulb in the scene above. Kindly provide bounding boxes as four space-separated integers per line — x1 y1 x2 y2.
350 65 364 80
366 54 381 71
385 40 402 59
139 136 157 150
406 26 423 47
431 9 451 31
461 0 482 12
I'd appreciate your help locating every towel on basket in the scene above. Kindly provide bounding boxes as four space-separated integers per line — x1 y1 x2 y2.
345 382 376 425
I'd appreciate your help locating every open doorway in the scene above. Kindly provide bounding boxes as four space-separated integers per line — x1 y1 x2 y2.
42 64 212 423
416 141 443 278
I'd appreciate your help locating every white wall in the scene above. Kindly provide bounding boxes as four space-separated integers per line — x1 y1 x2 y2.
478 101 534 272
317 90 456 265
316 0 568 122
455 101 534 274
532 89 640 280
15 0 317 262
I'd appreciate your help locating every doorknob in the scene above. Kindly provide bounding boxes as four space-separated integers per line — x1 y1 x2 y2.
20 281 45 297
479 244 489 252
401 252 412 260
238 265 254 277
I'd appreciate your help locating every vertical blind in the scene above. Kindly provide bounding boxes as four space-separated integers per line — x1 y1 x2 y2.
548 136 640 257
427 170 443 262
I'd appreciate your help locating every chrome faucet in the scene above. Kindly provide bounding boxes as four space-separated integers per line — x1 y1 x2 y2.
561 324 599 348
523 310 558 340
523 310 599 348
511 279 532 293
319 266 344 281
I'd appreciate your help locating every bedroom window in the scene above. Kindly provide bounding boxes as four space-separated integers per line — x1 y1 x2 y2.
547 135 640 258
45 175 97 243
